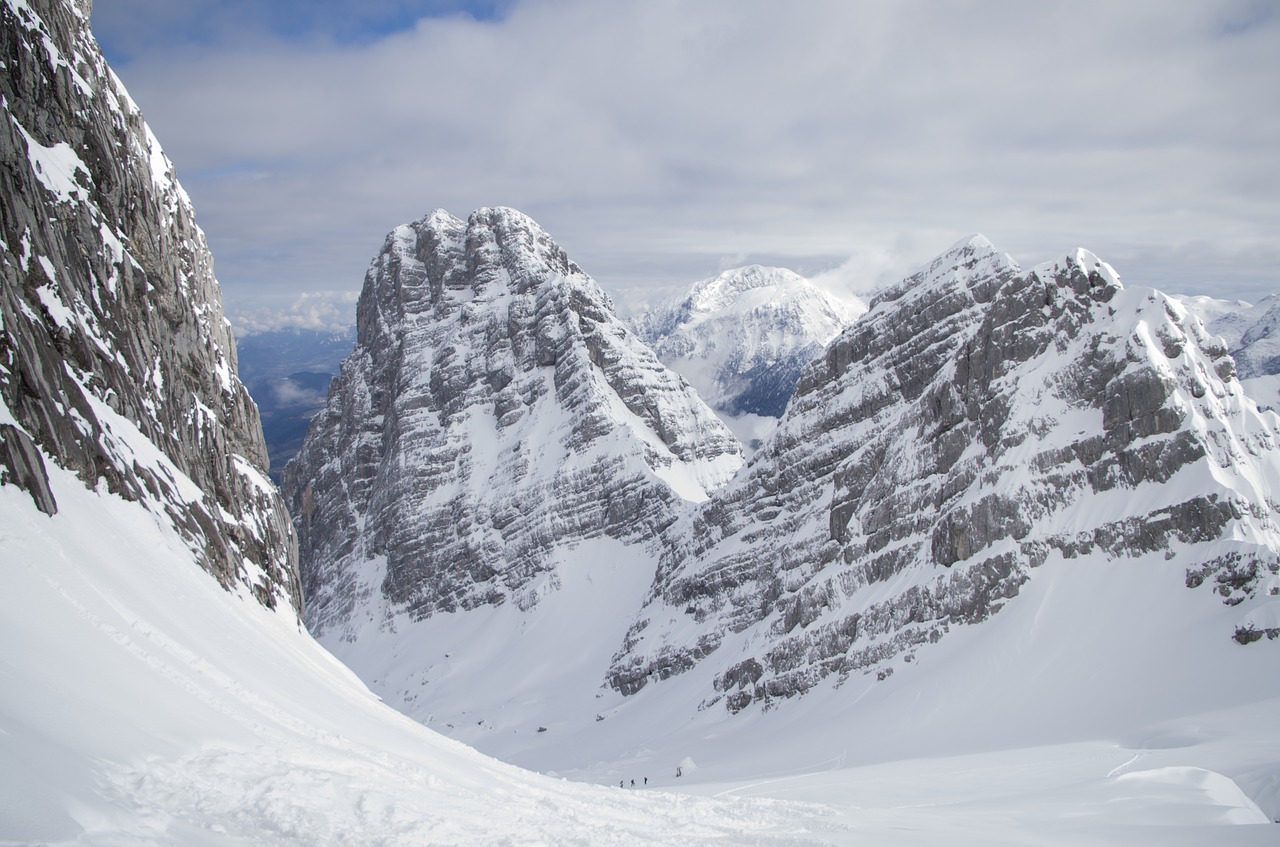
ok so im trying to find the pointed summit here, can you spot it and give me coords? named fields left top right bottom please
left=1033, top=247, right=1123, bottom=292
left=285, top=207, right=742, bottom=633
left=873, top=233, right=1019, bottom=308
left=634, top=265, right=865, bottom=448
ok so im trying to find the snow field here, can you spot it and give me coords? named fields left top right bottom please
left=7, top=431, right=1278, bottom=844
left=0, top=456, right=839, bottom=845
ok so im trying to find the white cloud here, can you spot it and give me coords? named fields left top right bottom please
left=270, top=377, right=328, bottom=406
left=229, top=291, right=360, bottom=335
left=809, top=244, right=916, bottom=303
left=100, top=0, right=1280, bottom=319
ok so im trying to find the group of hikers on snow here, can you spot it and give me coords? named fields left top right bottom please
left=619, top=766, right=685, bottom=787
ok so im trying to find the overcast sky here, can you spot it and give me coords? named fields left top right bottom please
left=90, top=0, right=1280, bottom=332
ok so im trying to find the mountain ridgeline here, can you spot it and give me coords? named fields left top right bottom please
left=282, top=208, right=743, bottom=633
left=288, top=215, right=1280, bottom=723
left=5, top=2, right=1278, bottom=838
left=609, top=237, right=1280, bottom=709
left=0, top=0, right=299, bottom=611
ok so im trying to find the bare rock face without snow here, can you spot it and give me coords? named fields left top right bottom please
left=0, top=0, right=299, bottom=611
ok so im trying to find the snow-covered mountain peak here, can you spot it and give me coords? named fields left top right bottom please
left=610, top=234, right=1280, bottom=714
left=422, top=207, right=463, bottom=231
left=369, top=206, right=591, bottom=315
left=685, top=264, right=809, bottom=314
left=1033, top=247, right=1123, bottom=291
left=287, top=206, right=742, bottom=632
left=946, top=232, right=998, bottom=254
left=633, top=265, right=864, bottom=448
left=875, top=232, right=1019, bottom=308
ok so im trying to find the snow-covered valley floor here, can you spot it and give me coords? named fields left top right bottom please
left=3, top=461, right=1278, bottom=845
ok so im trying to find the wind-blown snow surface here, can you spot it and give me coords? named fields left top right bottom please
left=5, top=450, right=1279, bottom=844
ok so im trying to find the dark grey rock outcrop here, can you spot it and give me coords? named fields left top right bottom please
left=0, top=0, right=299, bottom=611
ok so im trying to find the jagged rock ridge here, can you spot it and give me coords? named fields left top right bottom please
left=283, top=211, right=1279, bottom=730
left=608, top=236, right=1280, bottom=710
left=283, top=207, right=743, bottom=634
left=633, top=265, right=864, bottom=449
left=0, top=0, right=299, bottom=611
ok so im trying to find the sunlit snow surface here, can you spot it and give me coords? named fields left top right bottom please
left=3, top=458, right=1279, bottom=844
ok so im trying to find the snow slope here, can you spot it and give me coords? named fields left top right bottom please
left=0, top=446, right=840, bottom=845
left=4, top=448, right=1277, bottom=845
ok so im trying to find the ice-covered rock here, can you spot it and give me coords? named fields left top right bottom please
left=608, top=235, right=1280, bottom=710
left=0, top=0, right=299, bottom=611
left=283, top=207, right=743, bottom=634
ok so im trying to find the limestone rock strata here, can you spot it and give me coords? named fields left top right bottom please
left=0, top=0, right=299, bottom=611
left=283, top=208, right=743, bottom=633
left=609, top=236, right=1280, bottom=710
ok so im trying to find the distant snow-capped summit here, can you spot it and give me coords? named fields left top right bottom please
left=633, top=265, right=866, bottom=449
left=1180, top=293, right=1280, bottom=411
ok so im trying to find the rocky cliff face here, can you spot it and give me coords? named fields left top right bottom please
left=633, top=266, right=864, bottom=449
left=0, top=0, right=299, bottom=611
left=608, top=236, right=1280, bottom=709
left=283, top=208, right=742, bottom=634
left=286, top=213, right=1279, bottom=748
